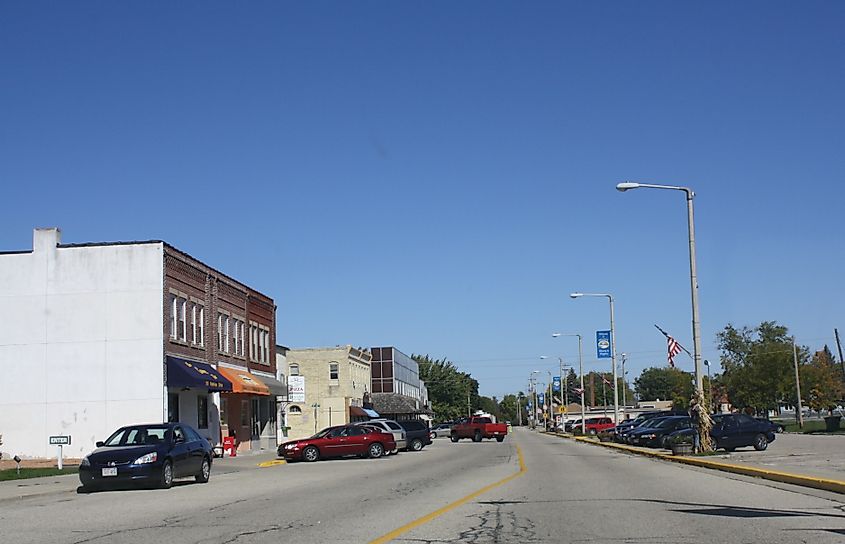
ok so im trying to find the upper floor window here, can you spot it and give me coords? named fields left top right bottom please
left=289, top=364, right=300, bottom=376
left=223, top=316, right=230, bottom=353
left=197, top=307, right=204, bottom=346
left=289, top=405, right=302, bottom=414
left=176, top=297, right=187, bottom=341
left=329, top=362, right=339, bottom=380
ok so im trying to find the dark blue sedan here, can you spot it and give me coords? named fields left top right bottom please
left=667, top=413, right=778, bottom=452
left=79, top=423, right=213, bottom=490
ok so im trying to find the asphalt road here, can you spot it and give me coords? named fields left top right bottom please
left=3, top=428, right=845, bottom=543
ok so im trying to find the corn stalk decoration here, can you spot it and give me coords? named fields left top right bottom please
left=692, top=388, right=713, bottom=452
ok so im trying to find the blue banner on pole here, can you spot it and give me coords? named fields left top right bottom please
left=552, top=376, right=561, bottom=392
left=538, top=393, right=545, bottom=405
left=596, top=330, right=611, bottom=359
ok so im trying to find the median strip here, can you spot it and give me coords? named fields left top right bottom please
left=368, top=445, right=527, bottom=544
left=545, top=432, right=845, bottom=495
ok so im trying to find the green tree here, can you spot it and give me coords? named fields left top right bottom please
left=634, top=367, right=694, bottom=409
left=413, top=354, right=479, bottom=421
left=498, top=393, right=522, bottom=424
left=717, top=321, right=808, bottom=414
left=802, top=346, right=844, bottom=414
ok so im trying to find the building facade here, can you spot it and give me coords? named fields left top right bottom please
left=0, top=228, right=279, bottom=459
left=284, top=346, right=373, bottom=440
left=369, top=346, right=432, bottom=421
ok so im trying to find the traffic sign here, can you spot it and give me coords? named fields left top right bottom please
left=49, top=435, right=70, bottom=445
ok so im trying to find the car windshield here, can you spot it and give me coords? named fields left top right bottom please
left=104, top=426, right=169, bottom=446
left=653, top=418, right=683, bottom=429
left=310, top=428, right=334, bottom=439
left=640, top=417, right=668, bottom=428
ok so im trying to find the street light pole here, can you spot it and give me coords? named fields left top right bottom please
left=570, top=293, right=620, bottom=424
left=617, top=182, right=704, bottom=394
left=553, top=333, right=587, bottom=434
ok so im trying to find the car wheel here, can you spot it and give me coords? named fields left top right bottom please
left=753, top=434, right=768, bottom=451
left=195, top=457, right=211, bottom=483
left=160, top=460, right=173, bottom=489
left=589, top=429, right=597, bottom=435
left=496, top=436, right=504, bottom=443
left=409, top=438, right=423, bottom=451
left=303, top=446, right=320, bottom=462
left=450, top=434, right=459, bottom=443
left=369, top=442, right=385, bottom=458
left=473, top=431, right=482, bottom=442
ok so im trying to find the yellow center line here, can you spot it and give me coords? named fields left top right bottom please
left=368, top=445, right=527, bottom=544
left=257, top=460, right=287, bottom=467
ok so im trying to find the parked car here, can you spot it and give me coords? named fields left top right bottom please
left=628, top=416, right=691, bottom=448
left=430, top=423, right=453, bottom=438
left=667, top=413, right=778, bottom=451
left=397, top=420, right=432, bottom=451
left=612, top=411, right=668, bottom=442
left=621, top=416, right=673, bottom=444
left=278, top=424, right=396, bottom=462
left=756, top=417, right=785, bottom=433
left=78, top=422, right=213, bottom=491
left=564, top=419, right=582, bottom=432
left=584, top=417, right=615, bottom=435
left=354, top=419, right=406, bottom=452
left=450, top=416, right=508, bottom=442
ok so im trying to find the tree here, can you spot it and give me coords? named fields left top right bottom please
left=802, top=346, right=844, bottom=414
left=634, top=366, right=694, bottom=408
left=498, top=393, right=522, bottom=424
left=717, top=321, right=808, bottom=414
left=413, top=354, right=479, bottom=421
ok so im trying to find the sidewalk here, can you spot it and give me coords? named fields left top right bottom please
left=546, top=430, right=845, bottom=494
left=0, top=449, right=281, bottom=503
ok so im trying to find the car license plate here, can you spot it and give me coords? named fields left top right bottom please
left=101, top=467, right=117, bottom=477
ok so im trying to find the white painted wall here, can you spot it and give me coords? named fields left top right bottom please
left=0, top=229, right=165, bottom=459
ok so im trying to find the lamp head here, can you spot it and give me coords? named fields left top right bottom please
left=569, top=292, right=583, bottom=299
left=551, top=333, right=561, bottom=338
left=539, top=356, right=548, bottom=360
left=616, top=182, right=640, bottom=192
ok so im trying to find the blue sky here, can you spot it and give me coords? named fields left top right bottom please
left=2, top=2, right=844, bottom=398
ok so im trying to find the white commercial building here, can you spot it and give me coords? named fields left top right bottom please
left=0, top=228, right=279, bottom=459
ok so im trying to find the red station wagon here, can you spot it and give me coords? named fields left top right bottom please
left=584, top=417, right=615, bottom=435
left=277, top=425, right=397, bottom=462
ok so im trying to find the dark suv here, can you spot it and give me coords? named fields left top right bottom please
left=397, top=420, right=432, bottom=451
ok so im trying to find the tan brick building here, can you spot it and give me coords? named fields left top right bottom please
left=284, top=346, right=373, bottom=440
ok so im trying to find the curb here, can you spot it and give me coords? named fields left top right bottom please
left=543, top=431, right=845, bottom=495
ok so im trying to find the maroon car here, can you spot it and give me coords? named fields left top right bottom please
left=278, top=424, right=396, bottom=462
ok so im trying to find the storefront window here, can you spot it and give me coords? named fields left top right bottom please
left=220, top=397, right=228, bottom=426
left=197, top=396, right=208, bottom=429
left=241, top=399, right=249, bottom=427
left=168, top=393, right=179, bottom=423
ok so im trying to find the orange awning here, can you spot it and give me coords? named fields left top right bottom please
left=216, top=366, right=271, bottom=395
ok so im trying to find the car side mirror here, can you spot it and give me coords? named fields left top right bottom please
left=176, top=436, right=185, bottom=443
left=96, top=441, right=104, bottom=447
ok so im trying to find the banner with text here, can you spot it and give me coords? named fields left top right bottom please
left=596, top=330, right=611, bottom=359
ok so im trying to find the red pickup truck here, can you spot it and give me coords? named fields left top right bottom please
left=584, top=417, right=615, bottom=435
left=450, top=417, right=508, bottom=442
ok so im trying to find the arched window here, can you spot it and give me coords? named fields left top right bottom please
left=289, top=405, right=302, bottom=414
left=289, top=363, right=300, bottom=376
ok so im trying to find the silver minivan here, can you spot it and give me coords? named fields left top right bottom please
left=355, top=419, right=406, bottom=453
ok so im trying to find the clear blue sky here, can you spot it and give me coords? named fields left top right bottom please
left=2, top=2, right=844, bottom=398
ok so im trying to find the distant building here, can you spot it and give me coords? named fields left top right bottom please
left=369, top=346, right=433, bottom=421
left=284, top=346, right=374, bottom=440
left=0, top=228, right=281, bottom=459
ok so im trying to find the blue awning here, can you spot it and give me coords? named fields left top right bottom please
left=166, top=356, right=232, bottom=392
left=363, top=408, right=380, bottom=418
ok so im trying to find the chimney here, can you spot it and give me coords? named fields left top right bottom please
left=33, top=227, right=61, bottom=252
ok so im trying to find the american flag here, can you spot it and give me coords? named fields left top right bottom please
left=667, top=335, right=682, bottom=368
left=573, top=387, right=584, bottom=395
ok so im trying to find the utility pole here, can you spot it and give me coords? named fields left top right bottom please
left=835, top=328, right=845, bottom=381
left=793, top=337, right=804, bottom=429
left=620, top=353, right=627, bottom=409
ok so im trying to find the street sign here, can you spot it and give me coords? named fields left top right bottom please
left=596, top=330, right=611, bottom=359
left=552, top=376, right=561, bottom=392
left=538, top=393, right=545, bottom=405
left=49, top=435, right=70, bottom=445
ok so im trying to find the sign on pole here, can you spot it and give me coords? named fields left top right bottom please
left=596, top=330, right=611, bottom=359
left=552, top=376, right=561, bottom=392
left=49, top=435, right=71, bottom=445
left=538, top=392, right=545, bottom=406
